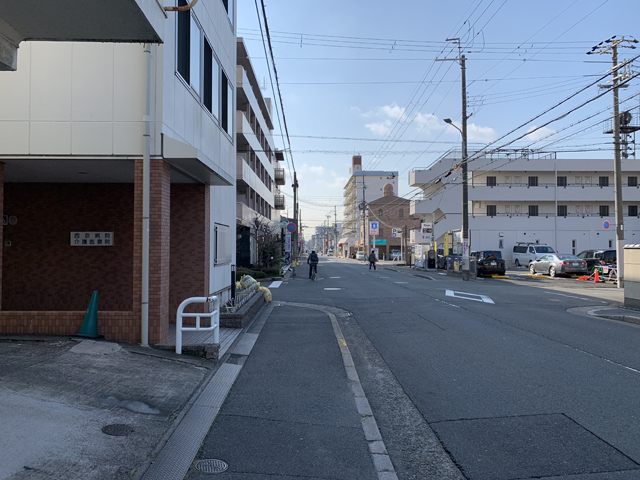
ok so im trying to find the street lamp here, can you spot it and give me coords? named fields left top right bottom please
left=444, top=118, right=470, bottom=281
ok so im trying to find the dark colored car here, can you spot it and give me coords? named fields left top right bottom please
left=529, top=254, right=588, bottom=277
left=576, top=249, right=616, bottom=272
left=472, top=250, right=506, bottom=276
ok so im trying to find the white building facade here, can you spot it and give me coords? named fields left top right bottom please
left=235, top=38, right=285, bottom=267
left=0, top=0, right=238, bottom=345
left=341, top=155, right=398, bottom=256
left=410, top=150, right=640, bottom=262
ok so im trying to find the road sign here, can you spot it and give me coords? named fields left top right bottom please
left=280, top=220, right=288, bottom=228
left=370, top=221, right=379, bottom=235
left=392, top=228, right=402, bottom=237
left=286, top=222, right=296, bottom=233
left=603, top=220, right=610, bottom=230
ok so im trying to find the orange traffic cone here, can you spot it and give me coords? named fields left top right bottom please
left=593, top=269, right=600, bottom=283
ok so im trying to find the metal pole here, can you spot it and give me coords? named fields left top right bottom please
left=293, top=171, right=298, bottom=260
left=461, top=55, right=470, bottom=281
left=141, top=43, right=152, bottom=346
left=612, top=44, right=625, bottom=287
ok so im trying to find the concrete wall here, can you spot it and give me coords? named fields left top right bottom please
left=625, top=246, right=640, bottom=310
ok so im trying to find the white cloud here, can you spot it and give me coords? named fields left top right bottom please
left=467, top=123, right=499, bottom=142
left=361, top=102, right=407, bottom=136
left=327, top=177, right=348, bottom=188
left=414, top=113, right=440, bottom=134
left=365, top=119, right=393, bottom=136
left=360, top=102, right=498, bottom=142
left=526, top=126, right=556, bottom=142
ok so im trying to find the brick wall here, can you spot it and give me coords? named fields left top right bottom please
left=147, top=160, right=171, bottom=344
left=170, top=184, right=210, bottom=323
left=2, top=183, right=134, bottom=311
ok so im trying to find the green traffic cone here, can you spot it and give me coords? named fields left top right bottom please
left=75, top=291, right=104, bottom=339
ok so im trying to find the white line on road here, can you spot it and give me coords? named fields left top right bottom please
left=394, top=282, right=408, bottom=284
left=446, top=290, right=495, bottom=304
left=438, top=273, right=447, bottom=276
left=324, top=288, right=342, bottom=291
left=269, top=281, right=282, bottom=289
left=550, top=293, right=587, bottom=300
left=330, top=277, right=341, bottom=279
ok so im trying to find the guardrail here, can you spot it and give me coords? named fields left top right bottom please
left=176, top=295, right=219, bottom=355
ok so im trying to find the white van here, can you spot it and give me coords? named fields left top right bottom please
left=512, top=243, right=556, bottom=267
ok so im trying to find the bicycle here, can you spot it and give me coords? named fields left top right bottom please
left=310, top=264, right=317, bottom=281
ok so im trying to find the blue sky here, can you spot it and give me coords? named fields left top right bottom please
left=237, top=0, right=640, bottom=228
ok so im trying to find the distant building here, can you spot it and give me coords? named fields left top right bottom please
left=235, top=38, right=285, bottom=267
left=341, top=155, right=398, bottom=256
left=367, top=184, right=420, bottom=260
left=410, top=149, right=640, bottom=260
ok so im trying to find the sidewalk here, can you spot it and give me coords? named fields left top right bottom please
left=185, top=303, right=383, bottom=479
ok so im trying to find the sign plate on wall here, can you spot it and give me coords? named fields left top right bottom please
left=370, top=221, right=379, bottom=235
left=71, top=232, right=114, bottom=246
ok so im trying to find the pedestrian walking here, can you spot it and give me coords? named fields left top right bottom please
left=368, top=251, right=377, bottom=271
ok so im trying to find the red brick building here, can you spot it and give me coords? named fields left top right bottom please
left=367, top=184, right=421, bottom=260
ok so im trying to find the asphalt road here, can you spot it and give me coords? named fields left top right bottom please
left=273, top=257, right=640, bottom=480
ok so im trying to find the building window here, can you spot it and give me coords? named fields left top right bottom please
left=203, top=39, right=213, bottom=112
left=214, top=224, right=232, bottom=265
left=221, top=70, right=233, bottom=135
left=629, top=176, right=638, bottom=187
left=558, top=205, right=567, bottom=217
left=528, top=176, right=538, bottom=187
left=528, top=205, right=539, bottom=217
left=487, top=176, right=497, bottom=186
left=599, top=205, right=609, bottom=217
left=487, top=205, right=497, bottom=217
left=222, top=0, right=234, bottom=25
left=557, top=176, right=567, bottom=187
left=189, top=16, right=202, bottom=95
left=176, top=0, right=190, bottom=83
left=399, top=209, right=404, bottom=217
left=599, top=176, right=609, bottom=187
left=629, top=205, right=638, bottom=217
left=379, top=228, right=384, bottom=236
left=379, top=209, right=383, bottom=217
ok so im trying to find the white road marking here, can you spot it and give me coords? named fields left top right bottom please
left=324, top=288, right=342, bottom=291
left=438, top=273, right=447, bottom=276
left=394, top=282, right=408, bottom=284
left=445, top=290, right=495, bottom=304
left=550, top=293, right=588, bottom=301
left=269, top=281, right=282, bottom=288
left=330, top=277, right=341, bottom=279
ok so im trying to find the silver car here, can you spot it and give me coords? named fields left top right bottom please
left=529, top=254, right=588, bottom=277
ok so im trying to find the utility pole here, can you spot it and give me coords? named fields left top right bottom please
left=293, top=171, right=299, bottom=263
left=438, top=38, right=470, bottom=280
left=588, top=36, right=639, bottom=288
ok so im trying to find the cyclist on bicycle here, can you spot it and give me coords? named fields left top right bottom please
left=308, top=250, right=319, bottom=278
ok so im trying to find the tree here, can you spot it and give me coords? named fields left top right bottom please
left=251, top=216, right=283, bottom=268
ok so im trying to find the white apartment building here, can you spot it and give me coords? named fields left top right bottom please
left=341, top=155, right=398, bottom=256
left=235, top=38, right=285, bottom=267
left=410, top=150, right=640, bottom=261
left=0, top=0, right=238, bottom=345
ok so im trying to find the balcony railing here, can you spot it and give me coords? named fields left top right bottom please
left=274, top=194, right=285, bottom=210
left=275, top=167, right=285, bottom=186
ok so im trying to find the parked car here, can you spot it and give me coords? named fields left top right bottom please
left=576, top=249, right=617, bottom=272
left=356, top=251, right=365, bottom=261
left=472, top=250, right=506, bottom=276
left=512, top=243, right=556, bottom=267
left=529, top=254, right=588, bottom=277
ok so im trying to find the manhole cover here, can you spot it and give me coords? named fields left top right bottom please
left=194, top=459, right=229, bottom=474
left=102, top=424, right=134, bottom=436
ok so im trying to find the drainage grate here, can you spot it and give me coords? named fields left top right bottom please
left=102, top=424, right=134, bottom=436
left=194, top=459, right=229, bottom=474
